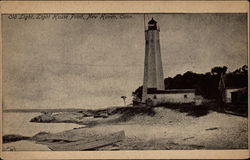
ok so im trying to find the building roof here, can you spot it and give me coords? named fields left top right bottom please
left=230, top=87, right=247, bottom=93
left=226, top=87, right=247, bottom=90
left=148, top=18, right=157, bottom=24
left=147, top=88, right=195, bottom=94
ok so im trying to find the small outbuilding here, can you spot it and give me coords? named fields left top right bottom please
left=226, top=87, right=247, bottom=104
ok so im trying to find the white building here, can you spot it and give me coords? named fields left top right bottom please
left=146, top=89, right=196, bottom=106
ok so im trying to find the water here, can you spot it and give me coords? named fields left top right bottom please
left=3, top=112, right=83, bottom=136
left=3, top=112, right=83, bottom=151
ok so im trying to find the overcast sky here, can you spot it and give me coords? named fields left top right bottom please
left=2, top=13, right=247, bottom=109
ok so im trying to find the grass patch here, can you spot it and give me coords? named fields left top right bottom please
left=110, top=106, right=156, bottom=122
left=161, top=103, right=211, bottom=117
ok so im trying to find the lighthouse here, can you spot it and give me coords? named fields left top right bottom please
left=142, top=18, right=165, bottom=103
left=140, top=18, right=196, bottom=106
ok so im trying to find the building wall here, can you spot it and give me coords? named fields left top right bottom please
left=146, top=92, right=195, bottom=106
left=225, top=88, right=246, bottom=103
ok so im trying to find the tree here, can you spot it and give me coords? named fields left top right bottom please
left=132, top=65, right=247, bottom=104
left=132, top=86, right=142, bottom=105
left=242, top=65, right=248, bottom=72
left=225, top=65, right=248, bottom=88
left=211, top=66, right=227, bottom=75
left=121, top=96, right=127, bottom=106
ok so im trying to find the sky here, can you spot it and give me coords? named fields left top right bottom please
left=2, top=13, right=247, bottom=109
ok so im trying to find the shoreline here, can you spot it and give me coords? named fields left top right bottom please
left=3, top=105, right=248, bottom=151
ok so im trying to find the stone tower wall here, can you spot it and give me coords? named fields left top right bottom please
left=142, top=29, right=165, bottom=102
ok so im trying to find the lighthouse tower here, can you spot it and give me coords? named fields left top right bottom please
left=142, top=18, right=165, bottom=103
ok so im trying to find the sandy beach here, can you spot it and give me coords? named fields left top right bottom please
left=3, top=106, right=247, bottom=151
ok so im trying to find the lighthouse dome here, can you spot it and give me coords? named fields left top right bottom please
left=148, top=18, right=157, bottom=30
